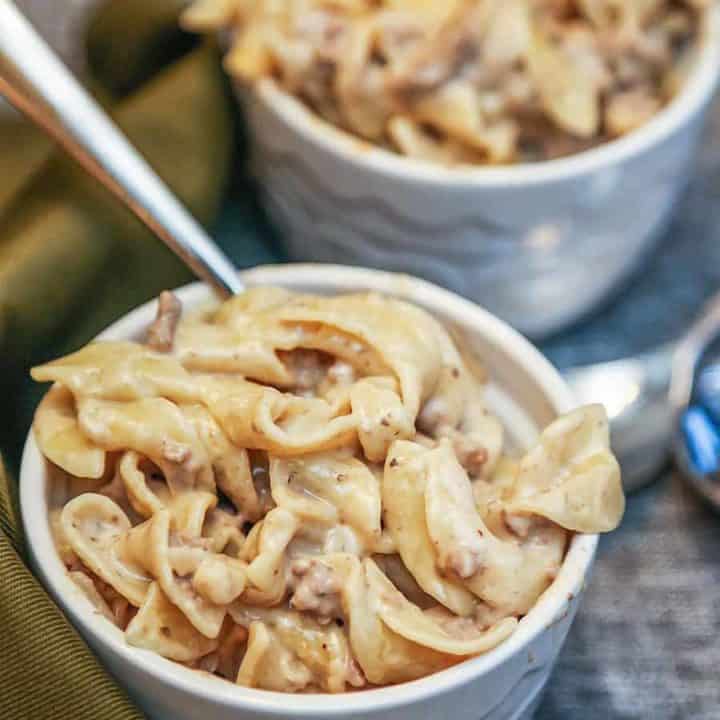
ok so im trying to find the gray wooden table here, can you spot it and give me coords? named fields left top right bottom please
left=12, top=1, right=720, bottom=717
left=534, top=99, right=720, bottom=720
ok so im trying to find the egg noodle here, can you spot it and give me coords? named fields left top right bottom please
left=181, top=0, right=707, bottom=165
left=32, top=288, right=624, bottom=693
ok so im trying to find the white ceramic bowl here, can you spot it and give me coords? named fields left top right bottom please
left=21, top=264, right=593, bottom=720
left=240, top=6, right=720, bottom=338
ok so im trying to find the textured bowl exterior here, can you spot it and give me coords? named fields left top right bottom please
left=21, top=265, right=594, bottom=720
left=241, top=8, right=720, bottom=338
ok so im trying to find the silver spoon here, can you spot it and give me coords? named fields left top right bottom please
left=0, top=0, right=241, bottom=298
left=565, top=345, right=674, bottom=493
left=567, top=292, right=720, bottom=493
left=0, top=0, right=711, bottom=495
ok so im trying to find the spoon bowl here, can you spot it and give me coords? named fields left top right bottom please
left=566, top=347, right=673, bottom=493
left=569, top=291, right=720, bottom=498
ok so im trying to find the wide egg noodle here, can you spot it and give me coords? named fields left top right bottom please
left=118, top=451, right=220, bottom=542
left=60, top=494, right=150, bottom=606
left=411, top=80, right=517, bottom=164
left=460, top=391, right=504, bottom=479
left=422, top=441, right=488, bottom=577
left=118, top=451, right=169, bottom=518
left=506, top=404, right=625, bottom=533
left=271, top=292, right=444, bottom=420
left=32, top=291, right=458, bottom=465
left=239, top=508, right=299, bottom=606
left=387, top=115, right=474, bottom=165
left=423, top=442, right=565, bottom=615
left=527, top=30, right=600, bottom=138
left=34, top=384, right=106, bottom=480
left=174, top=321, right=294, bottom=384
left=202, top=507, right=246, bottom=556
left=119, top=407, right=260, bottom=524
left=337, top=554, right=512, bottom=686
left=191, top=290, right=445, bottom=421
left=350, top=377, right=415, bottom=463
left=126, top=581, right=219, bottom=662
left=334, top=18, right=388, bottom=140
left=50, top=505, right=79, bottom=567
left=120, top=507, right=226, bottom=639
left=269, top=611, right=355, bottom=693
left=180, top=404, right=261, bottom=520
left=329, top=554, right=451, bottom=685
left=235, top=621, right=275, bottom=689
left=467, top=523, right=567, bottom=617
left=269, top=451, right=382, bottom=544
left=168, top=491, right=218, bottom=538
left=383, top=440, right=476, bottom=616
left=235, top=621, right=312, bottom=692
left=192, top=554, right=248, bottom=606
left=417, top=364, right=467, bottom=436
left=199, top=376, right=358, bottom=457
left=365, top=559, right=517, bottom=655
left=472, top=455, right=519, bottom=535
left=229, top=605, right=356, bottom=693
left=175, top=287, right=387, bottom=384
left=76, top=396, right=215, bottom=496
left=30, top=341, right=198, bottom=403
left=415, top=323, right=503, bottom=479
left=268, top=457, right=337, bottom=526
left=371, top=553, right=436, bottom=609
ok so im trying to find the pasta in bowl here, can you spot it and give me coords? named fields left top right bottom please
left=24, top=265, right=623, bottom=710
left=183, top=0, right=708, bottom=166
left=174, top=3, right=720, bottom=338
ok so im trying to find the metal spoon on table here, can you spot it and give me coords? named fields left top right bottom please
left=567, top=293, right=720, bottom=494
left=0, top=0, right=714, bottom=498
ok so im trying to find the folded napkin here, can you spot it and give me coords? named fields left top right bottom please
left=0, top=1, right=237, bottom=716
left=1, top=461, right=143, bottom=720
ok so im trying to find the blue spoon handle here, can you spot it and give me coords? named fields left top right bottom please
left=681, top=406, right=720, bottom=476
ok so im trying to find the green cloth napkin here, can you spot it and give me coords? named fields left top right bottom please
left=0, top=0, right=236, bottom=464
left=0, top=1, right=238, bottom=717
left=1, top=460, right=143, bottom=720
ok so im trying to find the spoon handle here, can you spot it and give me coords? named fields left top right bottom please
left=0, top=0, right=241, bottom=298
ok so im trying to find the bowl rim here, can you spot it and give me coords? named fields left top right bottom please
left=20, top=264, right=597, bottom=716
left=251, top=3, right=720, bottom=188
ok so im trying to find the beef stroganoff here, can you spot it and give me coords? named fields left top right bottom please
left=182, top=0, right=708, bottom=165
left=32, top=288, right=624, bottom=693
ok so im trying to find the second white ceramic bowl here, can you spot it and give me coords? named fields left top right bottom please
left=240, top=6, right=720, bottom=338
left=22, top=265, right=592, bottom=720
